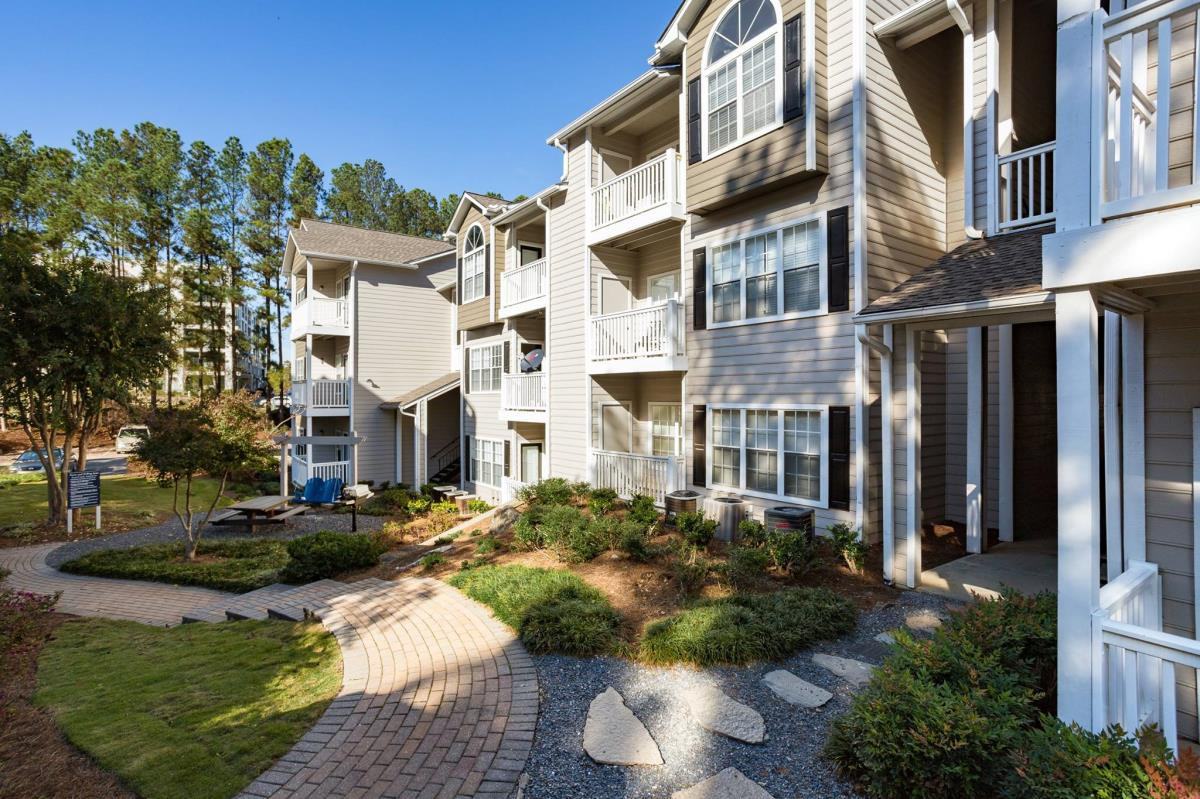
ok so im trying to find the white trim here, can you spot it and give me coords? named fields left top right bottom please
left=1103, top=309, right=1124, bottom=581
left=855, top=290, right=1055, bottom=326
left=648, top=401, right=684, bottom=457
left=704, top=212, right=827, bottom=329
left=881, top=325, right=895, bottom=584
left=466, top=342, right=503, bottom=394
left=1192, top=409, right=1200, bottom=648
left=705, top=402, right=830, bottom=509
left=699, top=0, right=786, bottom=161
left=985, top=0, right=999, bottom=235
left=460, top=223, right=487, bottom=304
left=905, top=326, right=922, bottom=589
left=966, top=326, right=986, bottom=554
left=1122, top=314, right=1146, bottom=565
left=470, top=435, right=506, bottom=489
left=644, top=270, right=681, bottom=302
left=998, top=324, right=1014, bottom=543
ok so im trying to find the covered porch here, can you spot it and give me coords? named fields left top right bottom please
left=382, top=372, right=461, bottom=489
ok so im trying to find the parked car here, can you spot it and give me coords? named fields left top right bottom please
left=115, top=425, right=150, bottom=454
left=8, top=448, right=66, bottom=474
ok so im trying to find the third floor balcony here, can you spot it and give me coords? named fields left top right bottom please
left=588, top=298, right=686, bottom=375
left=588, top=149, right=685, bottom=247
left=499, top=257, right=548, bottom=318
left=292, top=296, right=349, bottom=339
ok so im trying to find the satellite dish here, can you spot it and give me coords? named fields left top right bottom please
left=520, top=348, right=544, bottom=372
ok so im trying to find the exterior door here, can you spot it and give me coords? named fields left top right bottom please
left=519, top=244, right=543, bottom=266
left=601, top=402, right=633, bottom=453
left=650, top=403, right=682, bottom=456
left=520, top=443, right=542, bottom=483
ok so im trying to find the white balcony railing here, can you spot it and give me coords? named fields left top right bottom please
left=591, top=451, right=685, bottom=506
left=592, top=149, right=683, bottom=231
left=996, top=142, right=1055, bottom=231
left=1099, top=0, right=1200, bottom=219
left=1092, top=559, right=1195, bottom=751
left=590, top=299, right=684, bottom=365
left=500, top=258, right=548, bottom=313
left=291, top=457, right=351, bottom=487
left=502, top=372, right=547, bottom=412
left=293, top=297, right=348, bottom=335
left=291, top=378, right=350, bottom=410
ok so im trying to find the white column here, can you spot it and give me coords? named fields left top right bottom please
left=905, top=326, right=923, bottom=589
left=881, top=325, right=895, bottom=584
left=394, top=409, right=403, bottom=486
left=1056, top=288, right=1102, bottom=729
left=1122, top=314, right=1146, bottom=565
left=1055, top=6, right=1099, bottom=230
left=1103, top=309, right=1123, bottom=581
left=999, top=324, right=1014, bottom=542
left=966, top=326, right=988, bottom=554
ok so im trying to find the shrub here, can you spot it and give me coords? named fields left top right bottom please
left=737, top=518, right=767, bottom=547
left=676, top=511, right=716, bottom=549
left=1000, top=717, right=1152, bottom=799
left=360, top=487, right=414, bottom=517
left=62, top=539, right=288, bottom=593
left=432, top=531, right=460, bottom=545
left=628, top=494, right=660, bottom=526
left=562, top=519, right=608, bottom=563
left=670, top=544, right=712, bottom=597
left=431, top=500, right=458, bottom=514
left=518, top=477, right=577, bottom=507
left=617, top=521, right=652, bottom=561
left=587, top=487, right=619, bottom=516
left=475, top=535, right=500, bottom=555
left=724, top=545, right=770, bottom=590
left=406, top=496, right=432, bottom=515
left=765, top=527, right=819, bottom=576
left=513, top=511, right=545, bottom=550
left=467, top=498, right=491, bottom=514
left=829, top=522, right=867, bottom=575
left=280, top=531, right=385, bottom=583
left=540, top=504, right=588, bottom=544
left=448, top=565, right=620, bottom=656
left=419, top=552, right=446, bottom=571
left=419, top=483, right=436, bottom=496
left=640, top=587, right=855, bottom=666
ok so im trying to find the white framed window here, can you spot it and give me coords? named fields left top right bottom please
left=707, top=215, right=824, bottom=327
left=472, top=437, right=504, bottom=488
left=649, top=403, right=682, bottom=456
left=708, top=404, right=828, bottom=506
left=702, top=0, right=783, bottom=159
left=461, top=224, right=486, bottom=303
left=468, top=343, right=502, bottom=393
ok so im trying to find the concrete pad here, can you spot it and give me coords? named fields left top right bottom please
left=761, top=670, right=833, bottom=708
left=919, top=538, right=1056, bottom=602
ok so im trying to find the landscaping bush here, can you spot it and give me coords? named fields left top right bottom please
left=587, top=487, right=619, bottom=516
left=280, top=531, right=384, bottom=583
left=518, top=477, right=577, bottom=507
left=62, top=539, right=289, bottom=593
left=640, top=587, right=855, bottom=666
left=1000, top=717, right=1155, bottom=799
left=628, top=494, right=660, bottom=526
left=448, top=565, right=620, bottom=656
left=724, top=545, right=770, bottom=590
left=419, top=552, right=446, bottom=571
left=670, top=545, right=712, bottom=597
left=512, top=510, right=545, bottom=550
left=562, top=519, right=608, bottom=563
left=737, top=518, right=768, bottom=547
left=475, top=535, right=500, bottom=555
left=359, top=486, right=414, bottom=517
left=676, top=511, right=716, bottom=549
left=431, top=500, right=458, bottom=514
left=467, top=499, right=492, bottom=514
left=406, top=496, right=432, bottom=515
left=829, top=522, right=867, bottom=574
left=765, top=527, right=819, bottom=576
left=617, top=521, right=652, bottom=561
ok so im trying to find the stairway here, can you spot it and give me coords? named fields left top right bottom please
left=181, top=577, right=394, bottom=625
left=429, top=458, right=460, bottom=486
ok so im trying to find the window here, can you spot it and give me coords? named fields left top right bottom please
left=647, top=272, right=680, bottom=303
left=704, top=0, right=781, bottom=157
left=461, top=224, right=486, bottom=303
left=650, top=404, right=682, bottom=456
left=472, top=438, right=504, bottom=488
left=709, top=406, right=826, bottom=504
left=468, top=344, right=502, bottom=393
left=708, top=217, right=823, bottom=326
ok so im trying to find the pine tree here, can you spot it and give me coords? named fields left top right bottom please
left=72, top=128, right=138, bottom=275
left=289, top=153, right=324, bottom=226
left=217, top=137, right=248, bottom=389
left=181, top=140, right=227, bottom=398
left=245, top=138, right=293, bottom=398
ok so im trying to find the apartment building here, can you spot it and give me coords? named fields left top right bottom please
left=284, top=219, right=460, bottom=489
left=167, top=302, right=265, bottom=394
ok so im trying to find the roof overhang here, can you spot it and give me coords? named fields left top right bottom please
left=652, top=0, right=701, bottom=65
left=855, top=291, right=1055, bottom=327
left=444, top=193, right=490, bottom=238
left=406, top=248, right=456, bottom=267
left=546, top=67, right=680, bottom=145
left=875, top=0, right=972, bottom=50
left=492, top=183, right=567, bottom=226
left=381, top=374, right=461, bottom=410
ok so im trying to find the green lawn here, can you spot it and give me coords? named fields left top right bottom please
left=60, top=539, right=290, bottom=593
left=0, top=474, right=229, bottom=531
left=35, top=618, right=342, bottom=799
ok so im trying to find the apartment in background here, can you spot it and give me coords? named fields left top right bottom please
left=284, top=219, right=460, bottom=489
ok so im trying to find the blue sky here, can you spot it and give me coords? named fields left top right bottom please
left=2, top=0, right=673, bottom=200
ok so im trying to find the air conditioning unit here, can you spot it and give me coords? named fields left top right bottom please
left=763, top=506, right=815, bottom=542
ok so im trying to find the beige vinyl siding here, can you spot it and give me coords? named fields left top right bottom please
left=683, top=0, right=824, bottom=213
left=457, top=205, right=496, bottom=331
left=548, top=141, right=590, bottom=481
left=462, top=325, right=508, bottom=503
left=939, top=327, right=1001, bottom=531
left=592, top=375, right=683, bottom=454
left=353, top=257, right=455, bottom=485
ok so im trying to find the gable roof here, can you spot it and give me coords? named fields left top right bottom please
left=445, top=192, right=516, bottom=237
left=380, top=371, right=461, bottom=410
left=856, top=226, right=1052, bottom=323
left=287, top=219, right=452, bottom=268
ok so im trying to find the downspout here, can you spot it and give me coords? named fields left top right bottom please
left=949, top=0, right=985, bottom=239
left=858, top=330, right=895, bottom=585
left=399, top=405, right=418, bottom=484
left=551, top=138, right=569, bottom=183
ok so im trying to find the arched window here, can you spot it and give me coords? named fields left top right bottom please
left=703, top=0, right=781, bottom=156
left=461, top=224, right=486, bottom=303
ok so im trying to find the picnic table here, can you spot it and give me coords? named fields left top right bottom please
left=209, top=495, right=307, bottom=534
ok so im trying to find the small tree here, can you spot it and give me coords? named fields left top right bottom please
left=137, top=392, right=274, bottom=560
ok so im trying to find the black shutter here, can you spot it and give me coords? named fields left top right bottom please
left=829, top=406, right=851, bottom=511
left=456, top=257, right=463, bottom=305
left=464, top=347, right=471, bottom=394
left=503, top=341, right=511, bottom=374
left=692, top=248, right=707, bottom=331
left=484, top=243, right=491, bottom=298
left=687, top=78, right=702, bottom=165
left=827, top=206, right=850, bottom=312
left=504, top=441, right=511, bottom=477
left=464, top=435, right=472, bottom=483
left=783, top=14, right=805, bottom=123
left=692, top=405, right=707, bottom=488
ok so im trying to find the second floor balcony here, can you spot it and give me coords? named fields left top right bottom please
left=500, top=372, right=547, bottom=422
left=588, top=298, right=686, bottom=375
left=292, top=296, right=349, bottom=339
left=499, top=257, right=548, bottom=318
left=997, top=141, right=1056, bottom=232
left=588, top=149, right=685, bottom=247
left=291, top=378, right=351, bottom=416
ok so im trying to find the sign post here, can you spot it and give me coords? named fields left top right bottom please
left=67, top=470, right=102, bottom=535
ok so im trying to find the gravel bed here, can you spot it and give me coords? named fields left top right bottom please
left=522, top=590, right=961, bottom=799
left=45, top=510, right=383, bottom=569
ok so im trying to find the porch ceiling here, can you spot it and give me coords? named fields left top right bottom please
left=856, top=226, right=1052, bottom=325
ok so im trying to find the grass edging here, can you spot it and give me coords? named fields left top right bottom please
left=59, top=539, right=289, bottom=593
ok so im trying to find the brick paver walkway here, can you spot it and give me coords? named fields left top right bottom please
left=0, top=543, right=232, bottom=626
left=238, top=578, right=538, bottom=799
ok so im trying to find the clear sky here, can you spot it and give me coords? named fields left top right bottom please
left=2, top=0, right=674, bottom=200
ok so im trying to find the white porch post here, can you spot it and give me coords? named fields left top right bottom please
left=998, top=325, right=1014, bottom=542
left=1121, top=314, right=1146, bottom=566
left=905, top=326, right=923, bottom=589
left=966, top=326, right=988, bottom=554
left=882, top=324, right=895, bottom=584
left=1056, top=288, right=1103, bottom=728
left=394, top=409, right=403, bottom=486
left=1103, top=309, right=1123, bottom=581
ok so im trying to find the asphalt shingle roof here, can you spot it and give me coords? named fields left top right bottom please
left=858, top=226, right=1050, bottom=318
left=463, top=192, right=514, bottom=212
left=381, top=372, right=461, bottom=410
left=291, top=219, right=452, bottom=267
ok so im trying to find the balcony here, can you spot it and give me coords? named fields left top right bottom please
left=499, top=258, right=548, bottom=318
left=500, top=372, right=547, bottom=422
left=292, top=297, right=349, bottom=339
left=996, top=142, right=1055, bottom=232
left=590, top=451, right=685, bottom=506
left=291, top=378, right=350, bottom=416
left=588, top=299, right=686, bottom=374
left=1098, top=0, right=1200, bottom=220
left=588, top=149, right=685, bottom=247
left=291, top=453, right=351, bottom=487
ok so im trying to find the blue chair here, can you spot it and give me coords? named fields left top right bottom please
left=318, top=478, right=344, bottom=504
left=293, top=477, right=325, bottom=504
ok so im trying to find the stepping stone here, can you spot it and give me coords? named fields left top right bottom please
left=874, top=631, right=896, bottom=645
left=812, top=654, right=876, bottom=688
left=681, top=684, right=765, bottom=743
left=583, top=687, right=663, bottom=765
left=905, top=609, right=947, bottom=632
left=672, top=767, right=776, bottom=799
left=761, top=670, right=833, bottom=709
